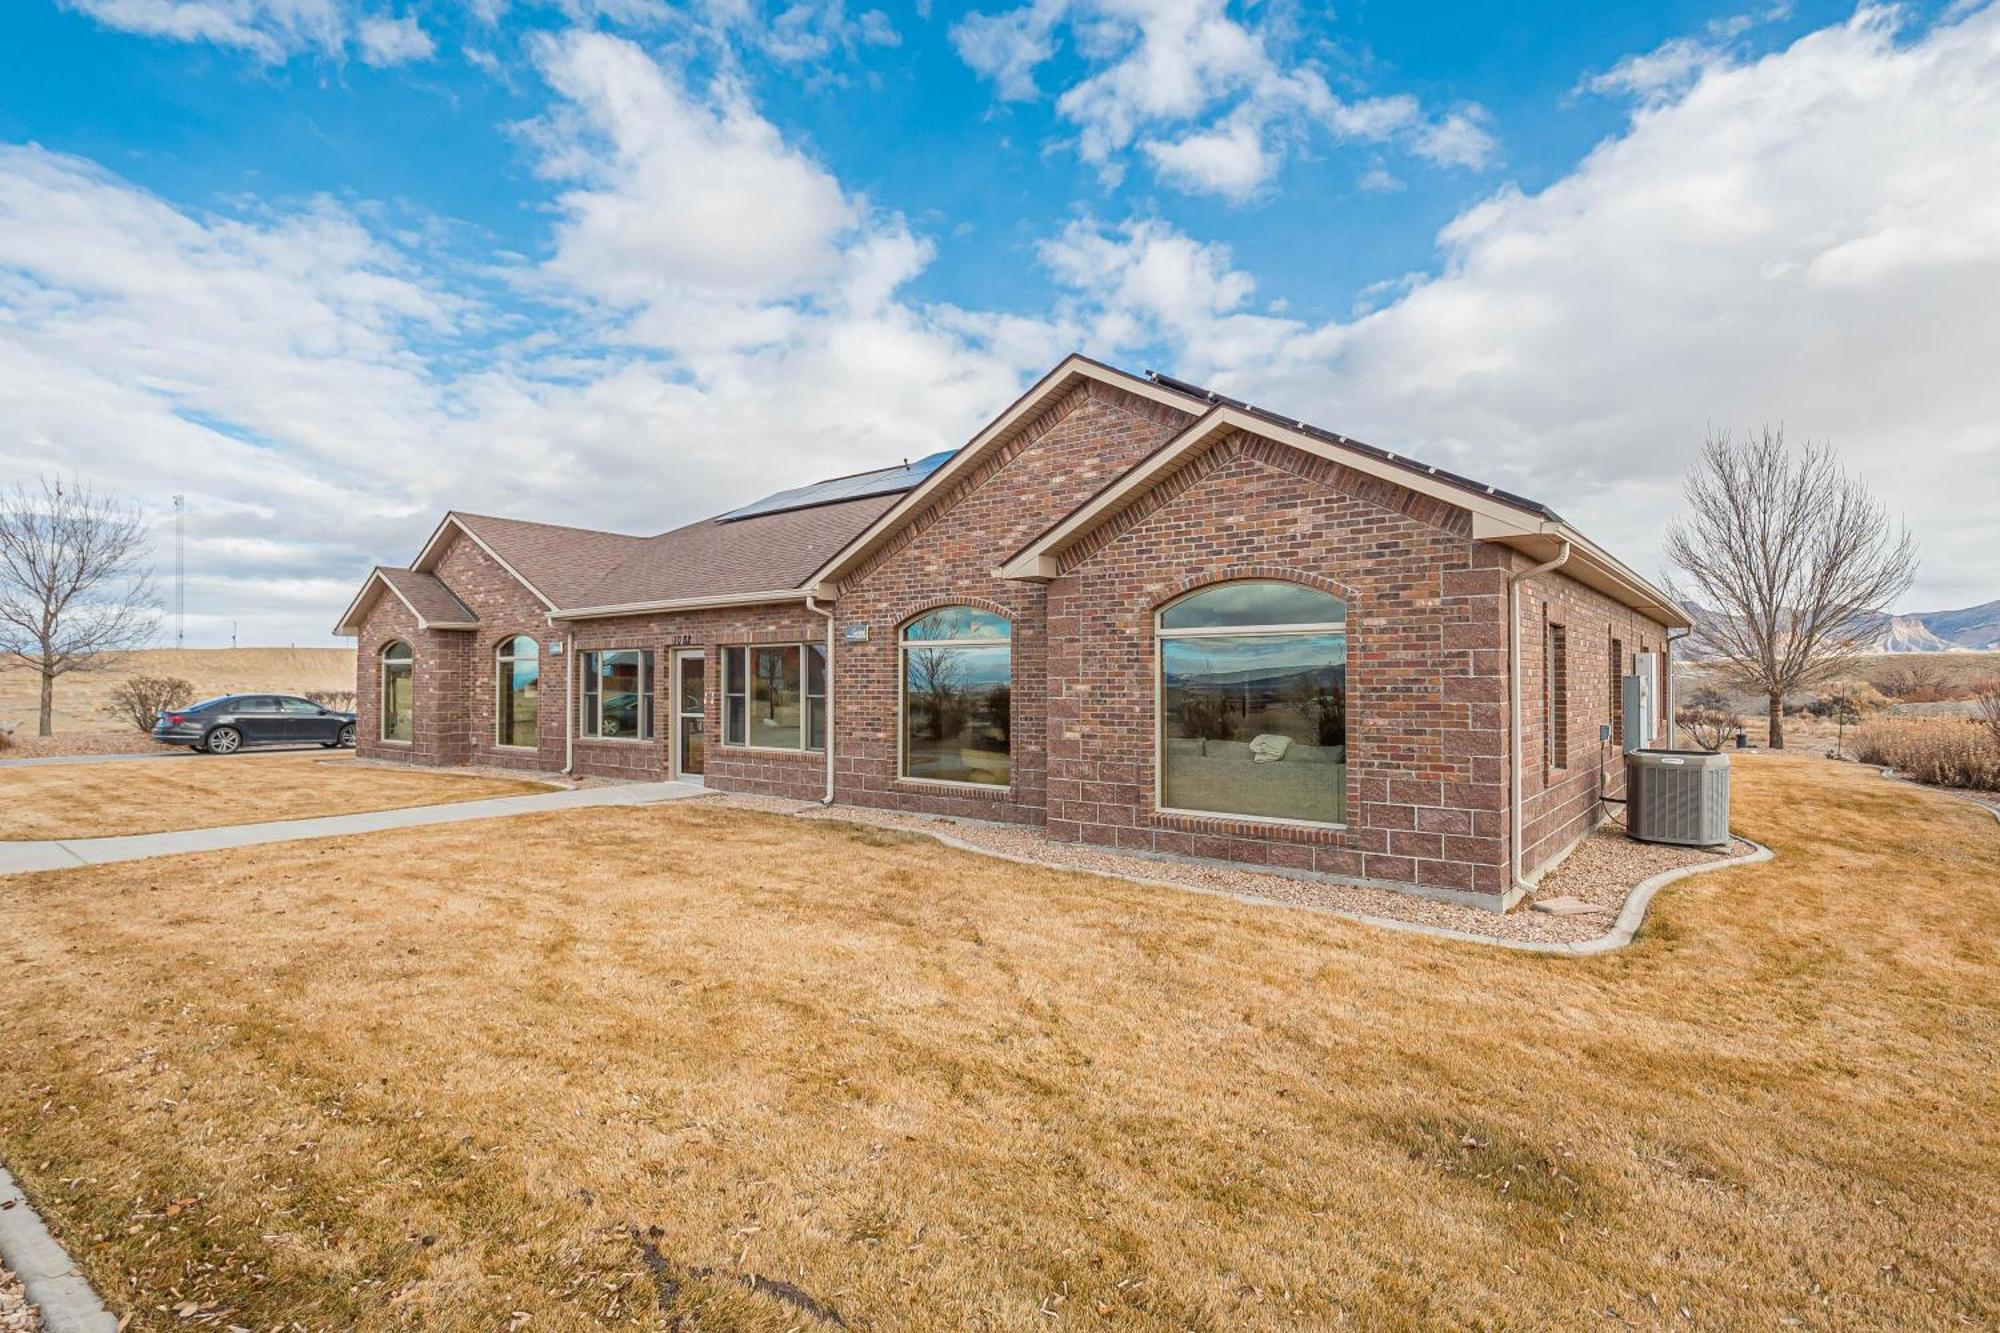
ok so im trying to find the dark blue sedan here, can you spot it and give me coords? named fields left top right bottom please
left=151, top=694, right=356, bottom=754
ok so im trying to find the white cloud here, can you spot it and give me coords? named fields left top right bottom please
left=0, top=34, right=1067, bottom=646
left=950, top=0, right=1067, bottom=98
left=66, top=0, right=440, bottom=64
left=356, top=13, right=434, bottom=65
left=62, top=0, right=349, bottom=60
left=1042, top=4, right=2000, bottom=609
left=952, top=0, right=1497, bottom=199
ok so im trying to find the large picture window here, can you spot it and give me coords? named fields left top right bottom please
left=900, top=607, right=1011, bottom=786
left=582, top=649, right=653, bottom=740
left=1158, top=581, right=1347, bottom=825
left=496, top=635, right=539, bottom=748
left=722, top=645, right=826, bottom=750
left=380, top=640, right=413, bottom=743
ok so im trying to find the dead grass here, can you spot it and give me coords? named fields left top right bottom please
left=0, top=754, right=549, bottom=840
left=0, top=755, right=1995, bottom=1330
left=0, top=648, right=354, bottom=737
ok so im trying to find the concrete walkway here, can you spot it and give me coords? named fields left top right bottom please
left=0, top=781, right=709, bottom=877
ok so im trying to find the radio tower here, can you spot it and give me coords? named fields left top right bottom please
left=173, top=495, right=186, bottom=649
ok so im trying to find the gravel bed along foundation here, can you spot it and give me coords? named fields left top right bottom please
left=703, top=795, right=1752, bottom=946
left=0, top=1262, right=40, bottom=1333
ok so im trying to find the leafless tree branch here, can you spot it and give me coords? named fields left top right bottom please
left=1664, top=428, right=1917, bottom=748
left=0, top=476, right=160, bottom=736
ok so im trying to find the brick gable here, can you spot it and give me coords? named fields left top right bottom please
left=1045, top=438, right=1512, bottom=896
left=829, top=380, right=1191, bottom=823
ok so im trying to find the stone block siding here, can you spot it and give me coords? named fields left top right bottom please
left=1513, top=553, right=1673, bottom=878
left=1048, top=432, right=1515, bottom=898
left=828, top=380, right=1193, bottom=824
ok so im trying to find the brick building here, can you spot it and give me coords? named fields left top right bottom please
left=335, top=356, right=1686, bottom=909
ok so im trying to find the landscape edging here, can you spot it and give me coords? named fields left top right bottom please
left=762, top=799, right=1773, bottom=956
left=0, top=1165, right=117, bottom=1333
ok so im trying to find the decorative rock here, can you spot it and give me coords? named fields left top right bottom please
left=1530, top=895, right=1607, bottom=916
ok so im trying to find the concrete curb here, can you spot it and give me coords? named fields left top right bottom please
left=763, top=803, right=1774, bottom=956
left=0, top=1166, right=117, bottom=1333
left=0, top=780, right=708, bottom=877
left=1875, top=766, right=2000, bottom=826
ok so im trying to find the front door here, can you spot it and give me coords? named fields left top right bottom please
left=672, top=650, right=706, bottom=783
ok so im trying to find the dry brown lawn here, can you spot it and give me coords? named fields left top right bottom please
left=0, top=647, right=355, bottom=738
left=1, top=755, right=1995, bottom=1330
left=0, top=754, right=548, bottom=841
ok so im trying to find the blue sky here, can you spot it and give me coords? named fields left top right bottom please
left=1, top=0, right=1996, bottom=644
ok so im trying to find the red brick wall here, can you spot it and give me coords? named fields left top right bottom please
left=434, top=533, right=567, bottom=773
left=1512, top=556, right=1674, bottom=878
left=1046, top=432, right=1515, bottom=898
left=350, top=533, right=835, bottom=799
left=566, top=605, right=831, bottom=797
left=828, top=380, right=1194, bottom=823
left=353, top=592, right=471, bottom=768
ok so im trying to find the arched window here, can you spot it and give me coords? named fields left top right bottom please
left=380, top=640, right=414, bottom=743
left=901, top=607, right=1011, bottom=786
left=1157, top=581, right=1347, bottom=825
left=496, top=635, right=539, bottom=748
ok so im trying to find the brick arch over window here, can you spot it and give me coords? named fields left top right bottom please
left=890, top=595, right=1016, bottom=631
left=1147, top=566, right=1357, bottom=615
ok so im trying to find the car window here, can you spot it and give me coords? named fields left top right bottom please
left=236, top=696, right=281, bottom=714
left=278, top=698, right=323, bottom=715
left=188, top=696, right=232, bottom=712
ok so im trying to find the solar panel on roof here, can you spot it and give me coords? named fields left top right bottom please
left=717, top=449, right=957, bottom=522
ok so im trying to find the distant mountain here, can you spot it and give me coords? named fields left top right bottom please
left=1856, top=600, right=2000, bottom=653
left=1682, top=598, right=2000, bottom=656
left=1867, top=614, right=1958, bottom=654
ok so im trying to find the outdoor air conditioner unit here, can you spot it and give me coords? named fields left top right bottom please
left=1626, top=749, right=1731, bottom=848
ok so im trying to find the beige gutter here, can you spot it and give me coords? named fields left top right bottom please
left=549, top=588, right=809, bottom=621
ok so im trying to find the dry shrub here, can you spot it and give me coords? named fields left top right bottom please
left=304, top=689, right=357, bottom=711
left=103, top=674, right=196, bottom=732
left=1851, top=717, right=2000, bottom=790
left=1976, top=678, right=2000, bottom=751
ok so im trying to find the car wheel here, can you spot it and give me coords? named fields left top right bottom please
left=204, top=726, right=242, bottom=755
left=326, top=723, right=355, bottom=748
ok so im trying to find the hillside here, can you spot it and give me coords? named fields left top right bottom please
left=0, top=648, right=356, bottom=737
left=1686, top=598, right=2000, bottom=655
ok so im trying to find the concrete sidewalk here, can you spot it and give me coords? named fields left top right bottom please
left=0, top=781, right=709, bottom=876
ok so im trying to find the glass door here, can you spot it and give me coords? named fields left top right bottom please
left=673, top=650, right=706, bottom=783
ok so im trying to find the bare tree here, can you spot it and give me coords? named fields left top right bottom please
left=0, top=477, right=159, bottom=736
left=1665, top=429, right=1916, bottom=749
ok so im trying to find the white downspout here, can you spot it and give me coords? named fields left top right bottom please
left=1666, top=626, right=1691, bottom=748
left=561, top=629, right=575, bottom=776
left=805, top=591, right=836, bottom=805
left=1507, top=540, right=1572, bottom=893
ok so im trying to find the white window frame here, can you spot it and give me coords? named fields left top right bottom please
left=495, top=635, right=539, bottom=750
left=380, top=640, right=414, bottom=745
left=1153, top=585, right=1348, bottom=829
left=580, top=648, right=654, bottom=742
left=721, top=644, right=826, bottom=752
left=897, top=609, right=1013, bottom=790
